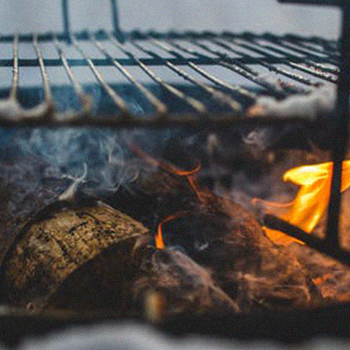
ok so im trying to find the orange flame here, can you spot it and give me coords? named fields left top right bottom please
left=253, top=160, right=350, bottom=245
left=155, top=225, right=165, bottom=250
left=155, top=211, right=191, bottom=249
left=128, top=142, right=203, bottom=249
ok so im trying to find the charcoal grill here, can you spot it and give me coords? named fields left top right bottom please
left=1, top=0, right=350, bottom=347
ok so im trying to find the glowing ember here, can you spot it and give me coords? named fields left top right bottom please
left=253, top=160, right=350, bottom=245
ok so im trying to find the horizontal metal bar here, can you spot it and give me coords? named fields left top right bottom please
left=0, top=112, right=319, bottom=127
left=0, top=30, right=340, bottom=45
left=0, top=55, right=318, bottom=68
left=264, top=214, right=350, bottom=266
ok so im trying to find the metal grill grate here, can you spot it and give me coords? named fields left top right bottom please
left=0, top=30, right=339, bottom=126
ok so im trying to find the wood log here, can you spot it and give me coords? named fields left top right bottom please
left=0, top=201, right=149, bottom=313
left=159, top=191, right=322, bottom=312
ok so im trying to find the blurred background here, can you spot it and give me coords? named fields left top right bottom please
left=0, top=0, right=341, bottom=38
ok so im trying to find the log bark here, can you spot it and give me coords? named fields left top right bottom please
left=0, top=201, right=149, bottom=313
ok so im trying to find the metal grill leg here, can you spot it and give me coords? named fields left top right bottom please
left=326, top=3, right=350, bottom=251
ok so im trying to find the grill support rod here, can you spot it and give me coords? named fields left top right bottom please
left=110, top=0, right=125, bottom=42
left=279, top=0, right=350, bottom=253
left=61, top=0, right=124, bottom=42
left=62, top=0, right=70, bottom=41
left=326, top=3, right=350, bottom=251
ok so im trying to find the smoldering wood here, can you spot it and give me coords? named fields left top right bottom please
left=156, top=190, right=322, bottom=312
left=0, top=152, right=70, bottom=267
left=0, top=144, right=322, bottom=318
left=101, top=157, right=200, bottom=228
left=2, top=135, right=350, bottom=347
left=103, top=148, right=322, bottom=312
left=0, top=150, right=239, bottom=317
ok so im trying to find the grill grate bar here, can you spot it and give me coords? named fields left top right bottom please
left=70, top=34, right=130, bottom=117
left=150, top=38, right=256, bottom=103
left=9, top=35, right=19, bottom=100
left=108, top=34, right=207, bottom=115
left=32, top=35, right=54, bottom=109
left=252, top=34, right=340, bottom=77
left=266, top=34, right=340, bottom=66
left=53, top=37, right=92, bottom=115
left=168, top=37, right=290, bottom=98
left=192, top=38, right=306, bottom=93
left=133, top=38, right=243, bottom=113
left=0, top=31, right=340, bottom=125
left=91, top=32, right=167, bottom=116
left=210, top=37, right=313, bottom=89
left=226, top=36, right=338, bottom=83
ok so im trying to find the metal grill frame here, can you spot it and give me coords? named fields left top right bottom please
left=274, top=0, right=350, bottom=265
left=0, top=32, right=339, bottom=125
left=0, top=0, right=349, bottom=265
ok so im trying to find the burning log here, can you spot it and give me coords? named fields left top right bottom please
left=253, top=160, right=350, bottom=245
left=115, top=145, right=322, bottom=312
left=157, top=191, right=322, bottom=312
left=0, top=136, right=323, bottom=318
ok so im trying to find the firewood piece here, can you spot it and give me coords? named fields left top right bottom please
left=109, top=152, right=322, bottom=312
left=161, top=192, right=322, bottom=312
left=133, top=247, right=240, bottom=321
left=0, top=201, right=149, bottom=313
left=104, top=157, right=199, bottom=228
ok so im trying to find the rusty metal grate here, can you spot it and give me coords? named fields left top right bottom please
left=0, top=29, right=339, bottom=126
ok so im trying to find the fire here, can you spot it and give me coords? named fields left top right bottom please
left=155, top=211, right=191, bottom=249
left=253, top=160, right=350, bottom=245
left=128, top=141, right=203, bottom=250
left=155, top=225, right=165, bottom=250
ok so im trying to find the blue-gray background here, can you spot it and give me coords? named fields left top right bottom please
left=0, top=0, right=340, bottom=39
